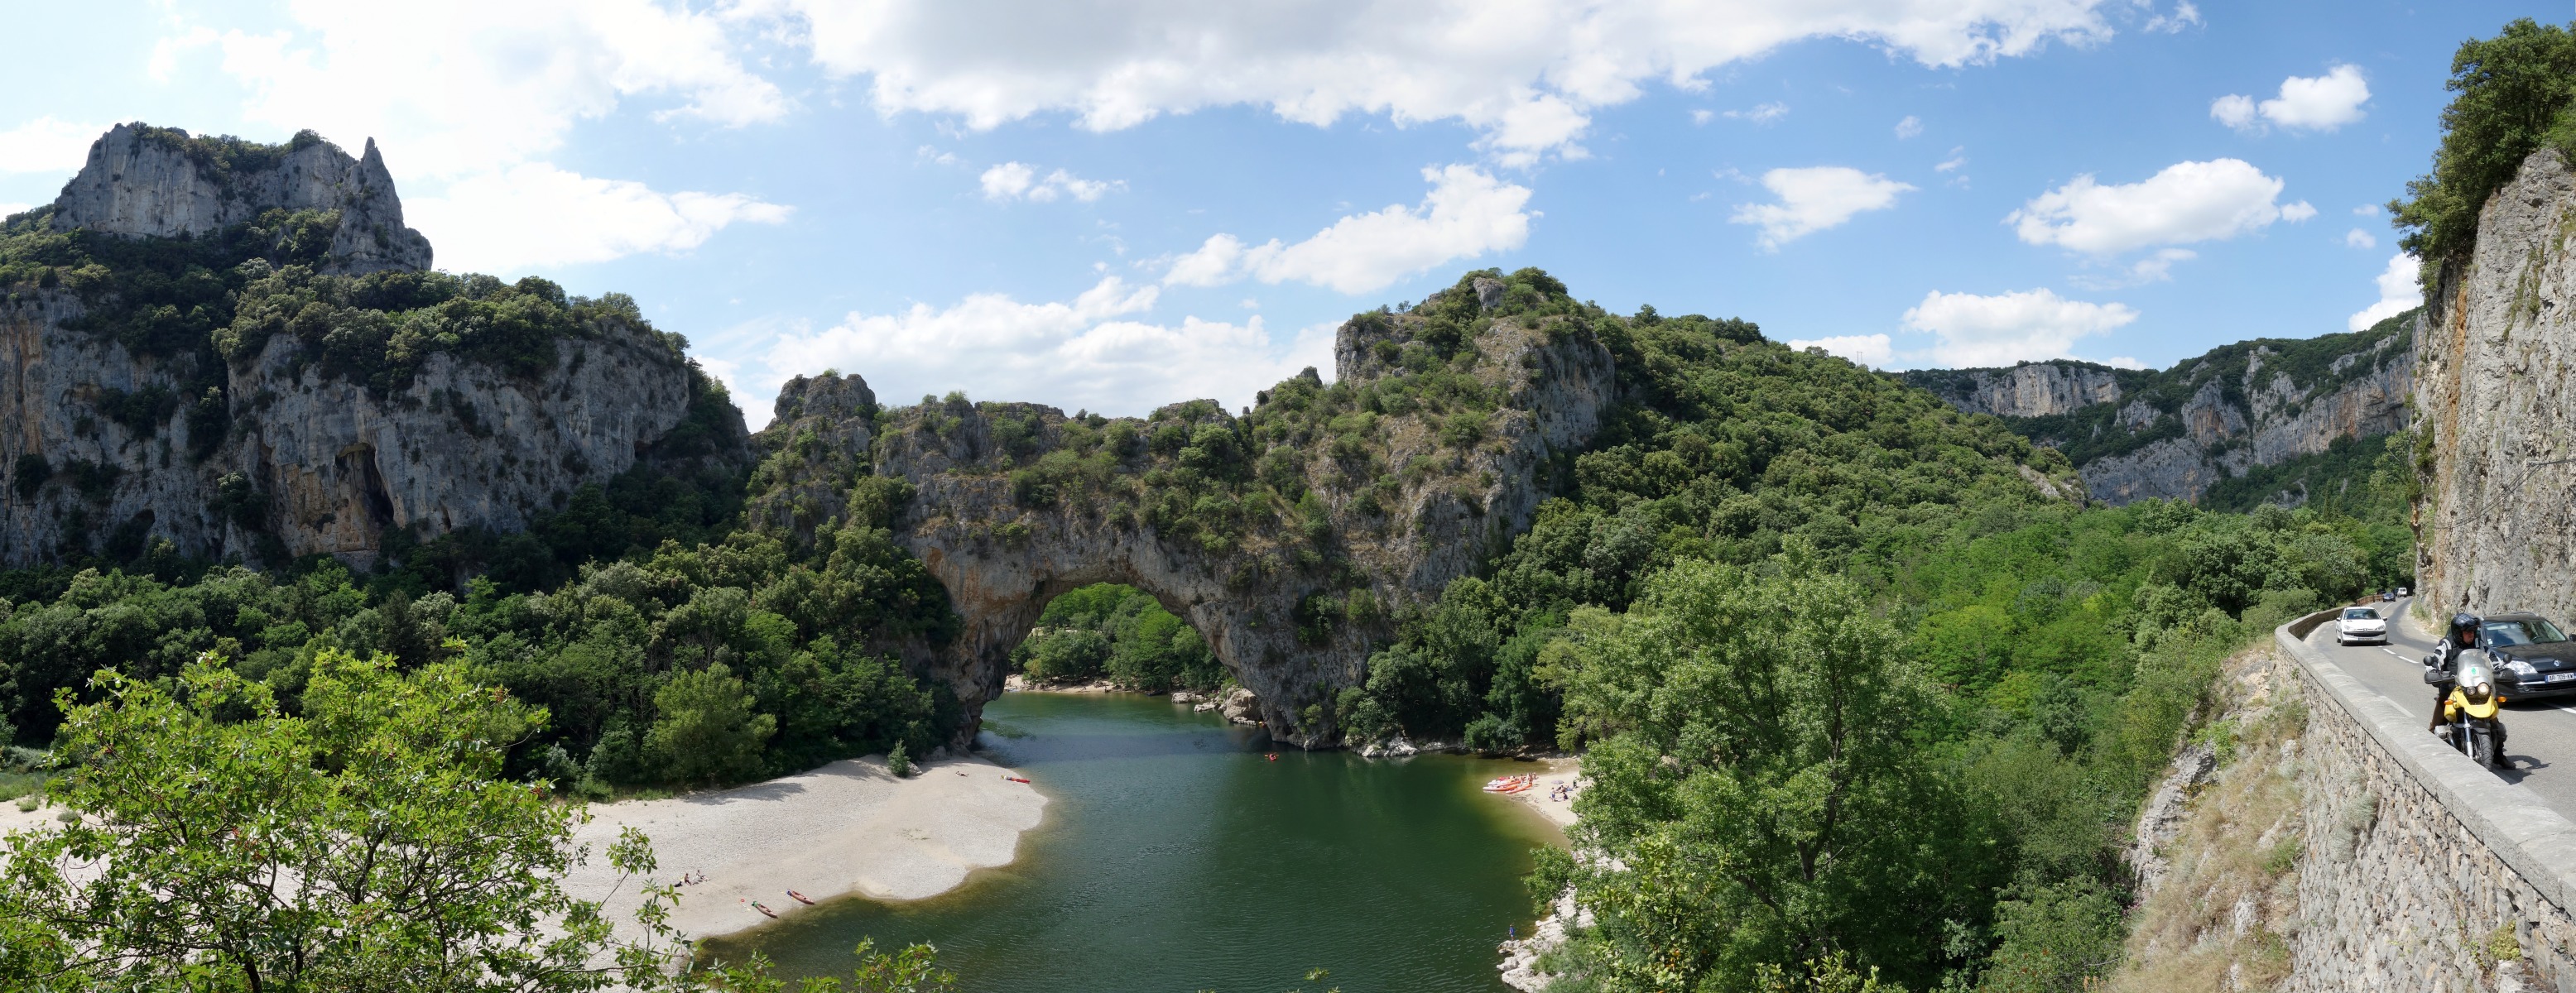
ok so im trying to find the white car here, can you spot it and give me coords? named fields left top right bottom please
left=2338, top=606, right=2388, bottom=645
left=2398, top=587, right=2410, bottom=597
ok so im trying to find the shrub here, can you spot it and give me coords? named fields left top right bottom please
left=2392, top=19, right=2576, bottom=271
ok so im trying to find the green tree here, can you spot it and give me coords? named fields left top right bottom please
left=2391, top=18, right=2576, bottom=269
left=0, top=650, right=690, bottom=991
left=1542, top=555, right=1984, bottom=990
left=646, top=663, right=776, bottom=785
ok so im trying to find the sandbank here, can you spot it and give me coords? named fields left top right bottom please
left=1500, top=756, right=1584, bottom=831
left=563, top=753, right=1047, bottom=941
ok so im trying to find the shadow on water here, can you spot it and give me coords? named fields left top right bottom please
left=699, top=693, right=1558, bottom=992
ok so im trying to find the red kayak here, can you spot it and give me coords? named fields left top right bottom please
left=747, top=900, right=777, bottom=919
left=788, top=890, right=815, bottom=905
left=1004, top=775, right=1031, bottom=784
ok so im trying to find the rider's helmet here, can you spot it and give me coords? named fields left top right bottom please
left=2453, top=612, right=2482, bottom=647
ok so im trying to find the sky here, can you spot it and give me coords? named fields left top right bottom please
left=0, top=1, right=2556, bottom=427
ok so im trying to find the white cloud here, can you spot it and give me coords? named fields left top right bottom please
left=2141, top=1, right=2199, bottom=32
left=746, top=276, right=1336, bottom=421
left=191, top=0, right=786, bottom=180
left=2348, top=252, right=2422, bottom=331
left=1724, top=102, right=1790, bottom=124
left=0, top=203, right=31, bottom=218
left=2351, top=204, right=2379, bottom=217
left=1895, top=115, right=1923, bottom=139
left=1162, top=164, right=1531, bottom=294
left=1690, top=108, right=1714, bottom=125
left=980, top=161, right=1122, bottom=202
left=2280, top=200, right=2316, bottom=222
left=2009, top=158, right=2295, bottom=254
left=155, top=1, right=796, bottom=271
left=767, top=0, right=2145, bottom=162
left=2212, top=64, right=2369, bottom=134
left=2101, top=355, right=2148, bottom=369
left=2131, top=247, right=2196, bottom=281
left=0, top=117, right=103, bottom=175
left=2344, top=228, right=2377, bottom=249
left=1936, top=151, right=1968, bottom=172
left=1788, top=333, right=1894, bottom=367
left=407, top=162, right=791, bottom=271
left=1730, top=166, right=1914, bottom=250
left=1901, top=288, right=2139, bottom=367
left=2208, top=93, right=2256, bottom=130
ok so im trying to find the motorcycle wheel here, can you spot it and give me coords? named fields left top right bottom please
left=2472, top=727, right=2499, bottom=769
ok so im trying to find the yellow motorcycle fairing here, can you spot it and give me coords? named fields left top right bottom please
left=2445, top=691, right=2502, bottom=721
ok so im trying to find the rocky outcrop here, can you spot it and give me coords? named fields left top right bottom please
left=51, top=123, right=431, bottom=274
left=751, top=290, right=1619, bottom=746
left=1905, top=321, right=2415, bottom=506
left=0, top=126, right=728, bottom=568
left=1910, top=362, right=2126, bottom=418
left=2416, top=147, right=2576, bottom=624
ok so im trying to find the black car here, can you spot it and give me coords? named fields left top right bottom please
left=2477, top=612, right=2576, bottom=699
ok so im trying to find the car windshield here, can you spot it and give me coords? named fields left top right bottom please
left=2343, top=608, right=2379, bottom=620
left=2484, top=620, right=2570, bottom=645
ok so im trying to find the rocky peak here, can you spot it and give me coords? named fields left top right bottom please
left=771, top=370, right=879, bottom=425
left=49, top=122, right=431, bottom=274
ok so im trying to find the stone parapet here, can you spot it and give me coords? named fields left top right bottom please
left=2273, top=612, right=2576, bottom=991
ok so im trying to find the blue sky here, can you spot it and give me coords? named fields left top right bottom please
left=0, top=1, right=2555, bottom=425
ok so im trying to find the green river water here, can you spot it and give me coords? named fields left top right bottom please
left=700, top=692, right=1562, bottom=992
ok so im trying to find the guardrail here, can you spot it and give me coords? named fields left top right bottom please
left=2273, top=615, right=2576, bottom=914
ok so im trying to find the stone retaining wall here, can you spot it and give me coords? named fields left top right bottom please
left=2274, top=612, right=2576, bottom=991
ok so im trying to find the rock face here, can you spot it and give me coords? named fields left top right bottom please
left=0, top=127, right=723, bottom=568
left=1911, top=362, right=2124, bottom=418
left=2415, top=147, right=2576, bottom=623
left=751, top=292, right=1618, bottom=746
left=1904, top=323, right=2415, bottom=506
left=51, top=123, right=431, bottom=274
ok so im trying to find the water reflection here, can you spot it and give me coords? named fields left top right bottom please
left=701, top=693, right=1556, bottom=992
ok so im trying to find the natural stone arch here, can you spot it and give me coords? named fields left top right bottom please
left=751, top=276, right=1618, bottom=746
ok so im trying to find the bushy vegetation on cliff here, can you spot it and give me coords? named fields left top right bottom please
left=2391, top=17, right=2576, bottom=273
left=0, top=149, right=693, bottom=404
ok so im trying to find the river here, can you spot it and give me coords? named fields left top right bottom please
left=699, top=691, right=1563, bottom=991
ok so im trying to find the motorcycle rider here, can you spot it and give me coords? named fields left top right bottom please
left=2430, top=612, right=2482, bottom=734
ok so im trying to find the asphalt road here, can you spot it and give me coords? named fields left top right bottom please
left=2307, top=597, right=2576, bottom=824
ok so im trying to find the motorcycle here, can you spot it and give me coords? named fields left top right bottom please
left=2425, top=657, right=2511, bottom=770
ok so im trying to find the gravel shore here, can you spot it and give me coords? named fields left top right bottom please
left=565, top=752, right=1049, bottom=941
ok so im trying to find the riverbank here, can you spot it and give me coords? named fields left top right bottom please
left=1498, top=756, right=1584, bottom=992
left=1500, top=756, right=1582, bottom=832
left=563, top=752, right=1048, bottom=941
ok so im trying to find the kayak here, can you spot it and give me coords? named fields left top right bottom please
left=1483, top=775, right=1536, bottom=793
left=787, top=890, right=815, bottom=905
left=1004, top=775, right=1031, bottom=784
left=750, top=900, right=777, bottom=919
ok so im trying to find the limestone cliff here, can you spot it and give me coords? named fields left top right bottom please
left=51, top=123, right=431, bottom=275
left=1909, top=361, right=2126, bottom=419
left=2415, top=147, right=2576, bottom=623
left=1903, top=319, right=2415, bottom=506
left=0, top=124, right=738, bottom=569
left=747, top=277, right=1617, bottom=746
